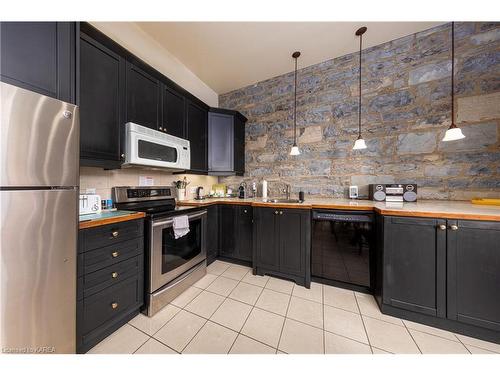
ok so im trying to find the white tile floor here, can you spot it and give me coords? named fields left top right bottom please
left=88, top=260, right=500, bottom=354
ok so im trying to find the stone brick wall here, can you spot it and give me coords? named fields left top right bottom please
left=219, top=22, right=500, bottom=200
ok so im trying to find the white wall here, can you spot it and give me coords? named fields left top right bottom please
left=90, top=22, right=218, bottom=107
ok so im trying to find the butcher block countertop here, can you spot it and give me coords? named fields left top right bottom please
left=79, top=210, right=146, bottom=229
left=178, top=197, right=500, bottom=222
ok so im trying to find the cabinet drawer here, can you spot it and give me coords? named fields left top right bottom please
left=80, top=275, right=142, bottom=335
left=79, top=219, right=144, bottom=252
left=82, top=256, right=141, bottom=298
left=80, top=237, right=143, bottom=276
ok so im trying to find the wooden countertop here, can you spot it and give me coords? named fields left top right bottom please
left=79, top=210, right=146, bottom=229
left=178, top=197, right=500, bottom=222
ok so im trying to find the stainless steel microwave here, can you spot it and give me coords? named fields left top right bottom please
left=123, top=122, right=190, bottom=171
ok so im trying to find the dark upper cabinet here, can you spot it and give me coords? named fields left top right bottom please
left=233, top=115, right=246, bottom=175
left=0, top=22, right=75, bottom=103
left=219, top=205, right=236, bottom=258
left=253, top=207, right=310, bottom=286
left=447, top=219, right=500, bottom=332
left=208, top=109, right=247, bottom=176
left=162, top=85, right=185, bottom=137
left=125, top=62, right=161, bottom=130
left=206, top=205, right=219, bottom=265
left=382, top=216, right=447, bottom=318
left=79, top=33, right=125, bottom=169
left=186, top=100, right=208, bottom=173
left=208, top=112, right=234, bottom=173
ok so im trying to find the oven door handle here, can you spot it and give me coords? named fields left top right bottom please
left=152, top=210, right=207, bottom=228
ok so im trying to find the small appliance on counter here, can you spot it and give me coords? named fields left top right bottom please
left=79, top=194, right=101, bottom=215
left=369, top=184, right=417, bottom=202
left=195, top=186, right=205, bottom=200
left=349, top=185, right=359, bottom=199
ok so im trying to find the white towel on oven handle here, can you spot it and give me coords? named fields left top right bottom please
left=172, top=215, right=190, bottom=239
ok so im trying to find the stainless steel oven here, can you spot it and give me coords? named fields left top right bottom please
left=150, top=210, right=207, bottom=292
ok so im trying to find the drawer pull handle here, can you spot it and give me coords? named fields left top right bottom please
left=111, top=302, right=118, bottom=309
left=438, top=224, right=446, bottom=231
left=450, top=225, right=459, bottom=231
left=244, top=209, right=248, bottom=213
left=274, top=210, right=278, bottom=215
left=111, top=231, right=119, bottom=238
left=111, top=251, right=119, bottom=258
left=280, top=211, right=283, bottom=215
left=111, top=272, right=118, bottom=278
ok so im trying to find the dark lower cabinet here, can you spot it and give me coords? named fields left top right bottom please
left=125, top=62, right=161, bottom=130
left=253, top=207, right=310, bottom=287
left=0, top=22, right=75, bottom=103
left=219, top=205, right=253, bottom=263
left=77, top=219, right=144, bottom=353
left=79, top=32, right=125, bottom=169
left=186, top=100, right=208, bottom=173
left=206, top=205, right=219, bottom=265
left=447, top=219, right=500, bottom=331
left=380, top=215, right=500, bottom=343
left=383, top=216, right=446, bottom=317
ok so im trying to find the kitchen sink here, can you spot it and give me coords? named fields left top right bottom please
left=263, top=198, right=302, bottom=204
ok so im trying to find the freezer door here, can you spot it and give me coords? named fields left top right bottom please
left=0, top=82, right=79, bottom=187
left=0, top=189, right=77, bottom=353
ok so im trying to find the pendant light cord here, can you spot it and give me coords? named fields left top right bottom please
left=358, top=32, right=362, bottom=138
left=294, top=56, right=298, bottom=144
left=451, top=21, right=455, bottom=127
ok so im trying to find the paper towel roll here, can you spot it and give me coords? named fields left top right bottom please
left=262, top=180, right=268, bottom=199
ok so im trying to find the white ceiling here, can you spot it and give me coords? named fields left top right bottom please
left=136, top=22, right=443, bottom=94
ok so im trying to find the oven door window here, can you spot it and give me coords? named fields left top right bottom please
left=138, top=140, right=178, bottom=163
left=161, top=217, right=202, bottom=274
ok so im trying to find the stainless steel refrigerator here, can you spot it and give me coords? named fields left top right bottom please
left=0, top=82, right=79, bottom=353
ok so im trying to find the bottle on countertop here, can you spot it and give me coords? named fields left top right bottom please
left=252, top=182, right=257, bottom=198
left=262, top=180, right=268, bottom=199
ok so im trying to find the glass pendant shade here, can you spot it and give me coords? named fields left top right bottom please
left=290, top=144, right=301, bottom=155
left=353, top=137, right=367, bottom=150
left=442, top=125, right=465, bottom=142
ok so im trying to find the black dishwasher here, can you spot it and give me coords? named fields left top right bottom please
left=312, top=210, right=375, bottom=292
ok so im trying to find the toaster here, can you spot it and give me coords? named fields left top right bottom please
left=79, top=194, right=101, bottom=215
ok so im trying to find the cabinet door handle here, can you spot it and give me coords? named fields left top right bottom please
left=438, top=224, right=446, bottom=231
left=111, top=272, right=118, bottom=278
left=111, top=231, right=119, bottom=238
left=244, top=209, right=248, bottom=213
left=274, top=210, right=278, bottom=215
left=111, top=251, right=119, bottom=258
left=279, top=211, right=283, bottom=215
left=450, top=225, right=459, bottom=231
left=111, top=302, right=118, bottom=309
left=159, top=126, right=163, bottom=131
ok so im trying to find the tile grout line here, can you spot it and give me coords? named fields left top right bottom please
left=403, top=322, right=423, bottom=354
left=354, top=292, right=374, bottom=354
left=322, top=284, right=326, bottom=354
left=180, top=265, right=245, bottom=353
left=454, top=334, right=472, bottom=354
left=226, top=269, right=271, bottom=353
left=276, top=282, right=295, bottom=352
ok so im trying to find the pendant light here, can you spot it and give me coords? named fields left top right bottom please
left=442, top=22, right=466, bottom=142
left=290, top=51, right=301, bottom=156
left=353, top=26, right=368, bottom=150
